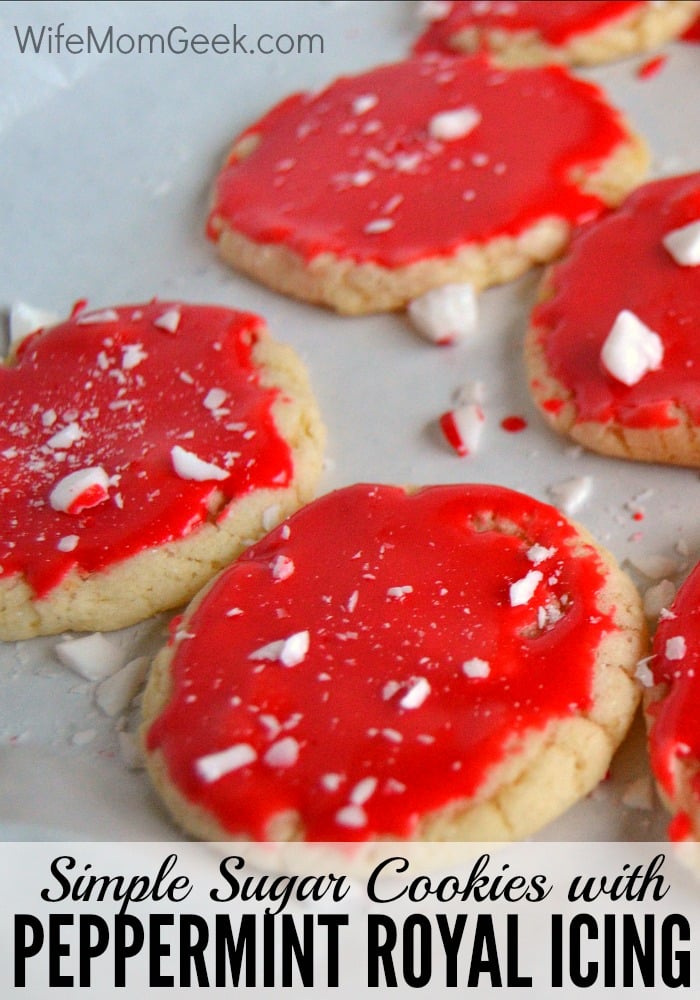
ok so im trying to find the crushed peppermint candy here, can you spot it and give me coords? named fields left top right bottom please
left=350, top=776, right=378, bottom=805
left=527, top=544, right=556, bottom=566
left=662, top=219, right=700, bottom=267
left=386, top=585, right=413, bottom=600
left=170, top=445, right=228, bottom=482
left=271, top=555, right=295, bottom=581
left=428, top=106, right=481, bottom=141
left=364, top=218, right=395, bottom=235
left=665, top=636, right=687, bottom=661
left=47, top=422, right=83, bottom=450
left=634, top=657, right=656, bottom=688
left=55, top=631, right=126, bottom=682
left=121, top=343, right=148, bottom=370
left=462, top=657, right=490, bottom=678
left=49, top=466, right=110, bottom=515
left=335, top=804, right=367, bottom=828
left=509, top=570, right=543, bottom=607
left=408, top=282, right=478, bottom=345
left=203, top=388, right=228, bottom=411
left=600, top=310, right=664, bottom=386
left=249, top=630, right=310, bottom=667
left=153, top=307, right=182, bottom=333
left=196, top=743, right=257, bottom=783
left=399, top=676, right=431, bottom=710
left=9, top=302, right=58, bottom=348
left=56, top=534, right=79, bottom=552
left=76, top=308, right=120, bottom=325
left=548, top=475, right=592, bottom=515
left=439, top=403, right=485, bottom=456
left=352, top=93, right=378, bottom=115
left=263, top=736, right=300, bottom=769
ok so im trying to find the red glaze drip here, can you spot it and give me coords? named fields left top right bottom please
left=414, top=1, right=644, bottom=55
left=636, top=54, right=667, bottom=79
left=501, top=414, right=528, bottom=432
left=0, top=302, right=293, bottom=597
left=668, top=812, right=692, bottom=843
left=682, top=15, right=700, bottom=42
left=147, top=483, right=616, bottom=841
left=648, top=560, right=700, bottom=804
left=532, top=173, right=700, bottom=429
left=208, top=55, right=634, bottom=269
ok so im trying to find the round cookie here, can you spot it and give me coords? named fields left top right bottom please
left=645, top=559, right=700, bottom=843
left=526, top=172, right=700, bottom=466
left=207, top=54, right=648, bottom=315
left=413, top=1, right=700, bottom=67
left=0, top=301, right=324, bottom=639
left=142, top=483, right=645, bottom=843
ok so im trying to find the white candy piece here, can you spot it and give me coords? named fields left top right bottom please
left=203, top=388, right=228, bottom=411
left=399, top=676, right=431, bottom=710
left=9, top=302, right=58, bottom=348
left=196, top=743, right=257, bottom=783
left=57, top=534, right=80, bottom=553
left=600, top=310, right=663, bottom=386
left=527, top=544, right=556, bottom=566
left=509, top=570, right=543, bottom=608
left=47, top=422, right=82, bottom=450
left=548, top=475, right=592, bottom=515
left=662, top=219, right=700, bottom=266
left=440, top=403, right=485, bottom=456
left=408, top=283, right=478, bottom=344
left=95, top=656, right=150, bottom=717
left=171, top=445, right=228, bottom=482
left=634, top=657, right=655, bottom=689
left=49, top=466, right=110, bottom=514
left=335, top=804, right=367, bottom=828
left=462, top=657, right=490, bottom=678
left=153, top=307, right=181, bottom=334
left=76, top=308, right=119, bottom=325
left=55, top=632, right=127, bottom=682
left=429, top=106, right=481, bottom=141
left=263, top=736, right=300, bottom=769
left=665, top=636, right=687, bottom=661
left=121, top=343, right=148, bottom=370
left=249, top=630, right=310, bottom=667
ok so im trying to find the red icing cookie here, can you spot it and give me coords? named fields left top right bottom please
left=526, top=172, right=700, bottom=465
left=142, top=483, right=644, bottom=843
left=413, top=1, right=700, bottom=67
left=0, top=301, right=324, bottom=639
left=646, top=560, right=700, bottom=843
left=207, top=54, right=648, bottom=314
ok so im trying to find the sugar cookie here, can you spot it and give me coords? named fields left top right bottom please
left=0, top=301, right=324, bottom=639
left=207, top=54, right=648, bottom=314
left=143, top=483, right=644, bottom=843
left=526, top=172, right=700, bottom=465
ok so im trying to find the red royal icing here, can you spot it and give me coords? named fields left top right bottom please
left=147, top=483, right=617, bottom=841
left=682, top=15, right=700, bottom=42
left=501, top=414, right=528, bottom=432
left=648, top=560, right=700, bottom=805
left=208, top=55, right=634, bottom=269
left=532, top=173, right=700, bottom=430
left=0, top=302, right=293, bottom=597
left=636, top=54, right=667, bottom=80
left=414, top=1, right=644, bottom=55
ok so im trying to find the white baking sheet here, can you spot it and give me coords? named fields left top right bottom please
left=1, top=0, right=699, bottom=843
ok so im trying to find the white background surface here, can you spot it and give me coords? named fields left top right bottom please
left=1, top=1, right=699, bottom=842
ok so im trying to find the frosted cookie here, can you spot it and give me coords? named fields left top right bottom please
left=0, top=301, right=324, bottom=639
left=414, top=1, right=700, bottom=67
left=526, top=172, right=700, bottom=465
left=207, top=54, right=648, bottom=315
left=645, top=560, right=700, bottom=843
left=142, top=483, right=645, bottom=843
